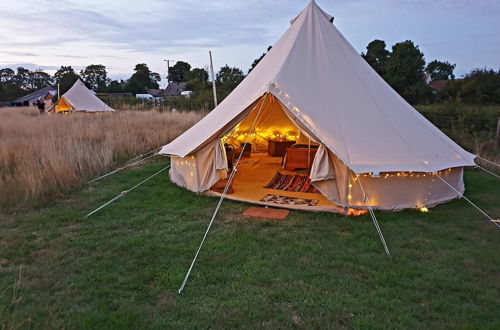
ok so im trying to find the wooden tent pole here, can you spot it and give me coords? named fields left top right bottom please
left=209, top=51, right=218, bottom=108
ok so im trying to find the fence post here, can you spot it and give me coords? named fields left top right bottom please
left=497, top=117, right=500, bottom=147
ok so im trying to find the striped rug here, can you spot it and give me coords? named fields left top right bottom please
left=264, top=173, right=319, bottom=194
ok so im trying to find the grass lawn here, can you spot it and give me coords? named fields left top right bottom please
left=1, top=162, right=499, bottom=329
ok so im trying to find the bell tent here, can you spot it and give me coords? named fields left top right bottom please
left=50, top=79, right=114, bottom=113
left=159, top=0, right=477, bottom=213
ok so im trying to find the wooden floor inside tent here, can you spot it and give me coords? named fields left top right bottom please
left=205, top=153, right=345, bottom=214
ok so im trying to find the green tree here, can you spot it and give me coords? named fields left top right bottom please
left=216, top=65, right=245, bottom=101
left=125, top=78, right=145, bottom=94
left=455, top=69, right=500, bottom=104
left=0, top=68, right=15, bottom=101
left=150, top=72, right=161, bottom=84
left=54, top=66, right=80, bottom=93
left=0, top=68, right=52, bottom=95
left=426, top=60, right=456, bottom=80
left=0, top=68, right=23, bottom=100
left=362, top=39, right=390, bottom=75
left=0, top=68, right=15, bottom=83
left=384, top=40, right=428, bottom=103
left=80, top=64, right=109, bottom=92
left=125, top=63, right=160, bottom=93
left=29, top=71, right=53, bottom=90
left=185, top=67, right=209, bottom=82
left=106, top=80, right=124, bottom=93
left=169, top=61, right=192, bottom=82
left=13, top=67, right=31, bottom=90
left=217, top=65, right=244, bottom=86
left=248, top=46, right=272, bottom=73
left=185, top=68, right=210, bottom=94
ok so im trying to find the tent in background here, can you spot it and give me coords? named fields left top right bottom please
left=49, top=79, right=114, bottom=113
left=159, top=0, right=477, bottom=213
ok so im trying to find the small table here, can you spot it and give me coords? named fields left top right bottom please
left=267, top=140, right=296, bottom=157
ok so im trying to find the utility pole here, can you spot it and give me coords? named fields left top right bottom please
left=163, top=59, right=176, bottom=87
left=209, top=51, right=218, bottom=107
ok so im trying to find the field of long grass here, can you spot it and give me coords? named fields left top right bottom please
left=0, top=106, right=205, bottom=213
left=1, top=103, right=498, bottom=213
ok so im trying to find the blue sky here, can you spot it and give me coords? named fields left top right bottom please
left=0, top=0, right=498, bottom=85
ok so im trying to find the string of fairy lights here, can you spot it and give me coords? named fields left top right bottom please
left=223, top=129, right=301, bottom=143
left=346, top=169, right=455, bottom=212
left=174, top=82, right=465, bottom=214
left=354, top=168, right=453, bottom=179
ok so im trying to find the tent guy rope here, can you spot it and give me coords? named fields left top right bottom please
left=476, top=165, right=500, bottom=181
left=126, top=147, right=162, bottom=164
left=357, top=177, right=391, bottom=256
left=85, top=165, right=170, bottom=218
left=89, top=151, right=160, bottom=183
left=477, top=156, right=500, bottom=169
left=178, top=95, right=269, bottom=294
left=435, top=174, right=500, bottom=229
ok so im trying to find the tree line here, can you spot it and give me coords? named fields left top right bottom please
left=0, top=60, right=245, bottom=105
left=0, top=63, right=161, bottom=101
left=1, top=38, right=499, bottom=105
left=361, top=39, right=500, bottom=104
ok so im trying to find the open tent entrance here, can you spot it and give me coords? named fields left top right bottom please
left=54, top=97, right=73, bottom=112
left=207, top=93, right=345, bottom=213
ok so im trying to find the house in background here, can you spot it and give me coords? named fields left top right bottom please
left=423, top=70, right=457, bottom=93
left=146, top=88, right=164, bottom=98
left=147, top=82, right=190, bottom=98
left=10, top=86, right=57, bottom=106
left=164, top=82, right=187, bottom=96
left=428, top=80, right=449, bottom=93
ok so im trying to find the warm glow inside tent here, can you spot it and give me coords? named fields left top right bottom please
left=159, top=1, right=477, bottom=214
left=54, top=97, right=73, bottom=112
left=50, top=79, right=114, bottom=113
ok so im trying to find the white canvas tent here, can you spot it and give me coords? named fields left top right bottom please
left=159, top=0, right=477, bottom=212
left=50, top=79, right=114, bottom=113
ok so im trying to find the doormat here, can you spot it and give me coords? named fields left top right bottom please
left=264, top=173, right=319, bottom=193
left=242, top=207, right=289, bottom=220
left=260, top=194, right=319, bottom=206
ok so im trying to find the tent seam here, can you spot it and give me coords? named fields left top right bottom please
left=332, top=25, right=426, bottom=172
left=315, top=13, right=353, bottom=168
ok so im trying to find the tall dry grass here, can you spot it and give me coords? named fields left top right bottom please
left=417, top=103, right=499, bottom=159
left=0, top=106, right=205, bottom=212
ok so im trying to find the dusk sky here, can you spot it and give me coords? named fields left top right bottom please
left=1, top=0, right=499, bottom=86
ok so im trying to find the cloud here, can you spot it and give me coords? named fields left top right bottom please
left=0, top=51, right=38, bottom=57
left=0, top=0, right=498, bottom=78
left=1, top=0, right=284, bottom=53
left=0, top=63, right=61, bottom=71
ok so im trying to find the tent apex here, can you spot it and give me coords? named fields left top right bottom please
left=291, top=0, right=334, bottom=25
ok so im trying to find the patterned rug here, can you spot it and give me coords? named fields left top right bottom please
left=260, top=194, right=319, bottom=206
left=264, top=173, right=319, bottom=193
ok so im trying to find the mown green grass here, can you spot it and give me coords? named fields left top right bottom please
left=1, top=162, right=499, bottom=329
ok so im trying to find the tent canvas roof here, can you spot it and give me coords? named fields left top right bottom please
left=160, top=1, right=476, bottom=174
left=51, top=79, right=114, bottom=112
